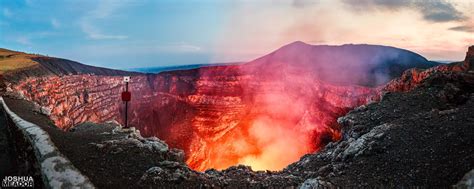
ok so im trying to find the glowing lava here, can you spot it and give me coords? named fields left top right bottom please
left=179, top=72, right=375, bottom=171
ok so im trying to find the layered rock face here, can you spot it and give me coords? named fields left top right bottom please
left=6, top=42, right=438, bottom=171
left=12, top=75, right=124, bottom=129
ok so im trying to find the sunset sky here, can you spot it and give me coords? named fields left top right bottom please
left=0, top=0, right=473, bottom=69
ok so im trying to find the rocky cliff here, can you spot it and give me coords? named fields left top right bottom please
left=286, top=46, right=474, bottom=187
left=2, top=42, right=438, bottom=171
left=383, top=45, right=473, bottom=92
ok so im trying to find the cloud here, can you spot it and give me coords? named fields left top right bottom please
left=292, top=0, right=318, bottom=8
left=86, top=33, right=128, bottom=40
left=3, top=8, right=12, bottom=17
left=0, top=20, right=8, bottom=26
left=416, top=1, right=466, bottom=22
left=342, top=0, right=466, bottom=22
left=80, top=0, right=129, bottom=40
left=449, top=25, right=474, bottom=33
left=81, top=22, right=128, bottom=40
left=132, top=42, right=203, bottom=53
left=76, top=42, right=203, bottom=56
left=51, top=18, right=60, bottom=29
left=24, top=0, right=34, bottom=6
left=16, top=36, right=32, bottom=45
left=10, top=31, right=59, bottom=46
left=170, top=43, right=202, bottom=52
left=88, top=0, right=126, bottom=19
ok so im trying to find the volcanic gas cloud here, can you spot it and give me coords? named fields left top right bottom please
left=178, top=62, right=374, bottom=171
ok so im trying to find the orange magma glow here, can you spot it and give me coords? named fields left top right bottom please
left=115, top=52, right=381, bottom=171
left=208, top=116, right=342, bottom=171
left=178, top=63, right=377, bottom=171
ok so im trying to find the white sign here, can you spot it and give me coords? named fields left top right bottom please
left=123, top=76, right=130, bottom=82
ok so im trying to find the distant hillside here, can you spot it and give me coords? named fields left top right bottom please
left=0, top=48, right=139, bottom=82
left=243, top=41, right=440, bottom=86
left=129, top=62, right=242, bottom=74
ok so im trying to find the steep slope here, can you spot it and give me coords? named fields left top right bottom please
left=3, top=42, right=438, bottom=171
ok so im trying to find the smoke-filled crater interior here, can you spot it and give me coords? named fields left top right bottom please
left=118, top=43, right=427, bottom=171
left=12, top=43, right=434, bottom=172
left=120, top=43, right=412, bottom=171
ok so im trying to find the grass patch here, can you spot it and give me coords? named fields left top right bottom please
left=0, top=48, right=39, bottom=74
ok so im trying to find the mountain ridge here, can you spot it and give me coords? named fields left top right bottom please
left=244, top=42, right=439, bottom=86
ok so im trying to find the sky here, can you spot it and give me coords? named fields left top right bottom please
left=0, top=0, right=473, bottom=69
